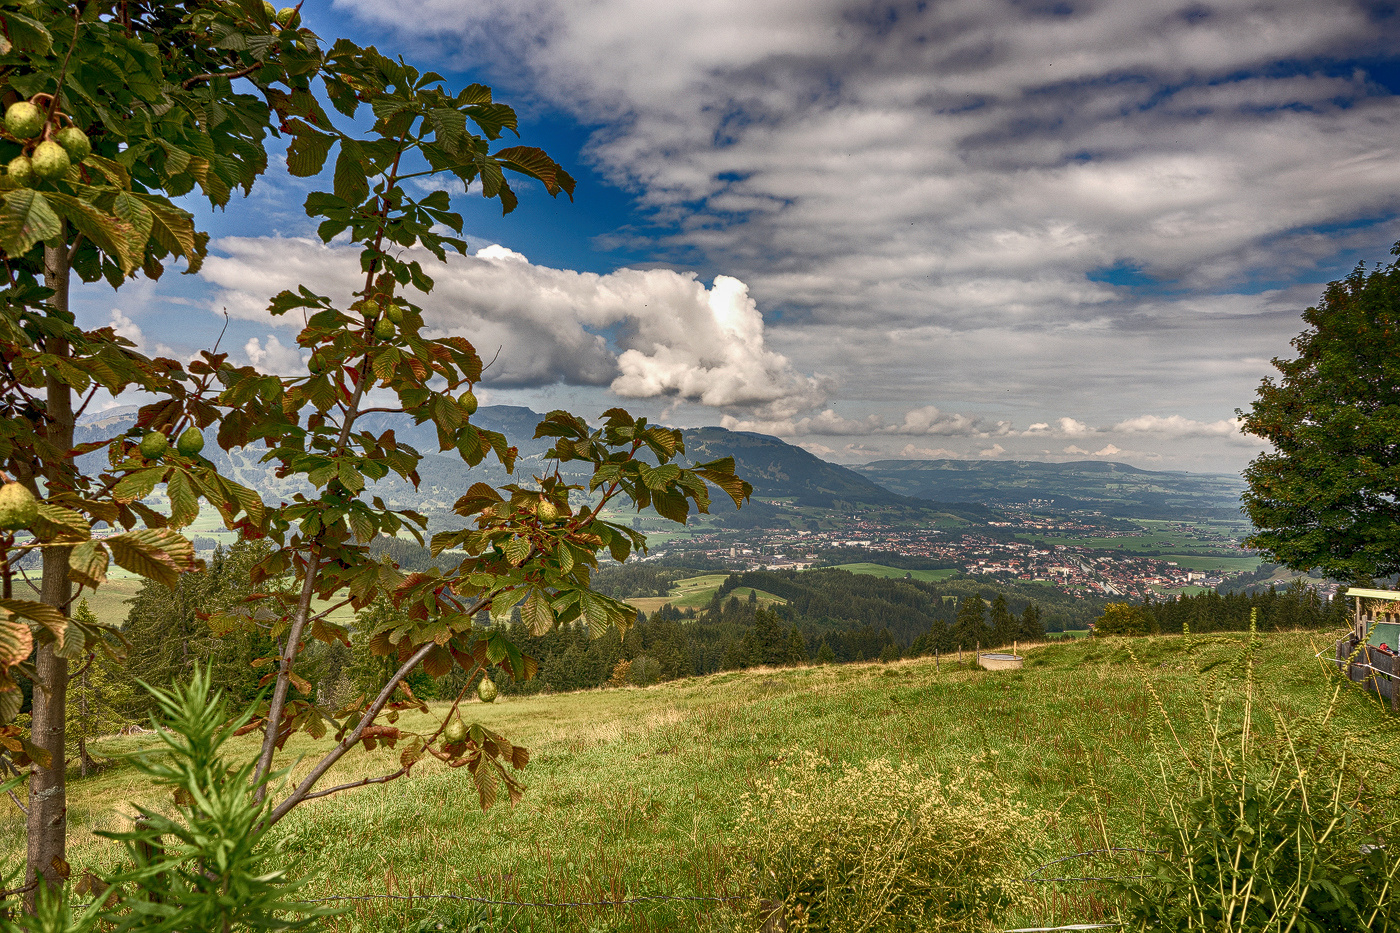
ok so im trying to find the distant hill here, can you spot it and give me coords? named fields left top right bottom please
left=853, top=458, right=1247, bottom=521
left=73, top=406, right=992, bottom=529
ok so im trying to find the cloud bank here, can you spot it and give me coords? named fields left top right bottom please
left=200, top=238, right=822, bottom=417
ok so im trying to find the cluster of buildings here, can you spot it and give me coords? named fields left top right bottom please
left=646, top=507, right=1247, bottom=600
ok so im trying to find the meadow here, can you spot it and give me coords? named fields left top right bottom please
left=624, top=573, right=787, bottom=615
left=9, top=629, right=1394, bottom=932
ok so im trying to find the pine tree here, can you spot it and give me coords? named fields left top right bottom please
left=68, top=601, right=134, bottom=777
left=953, top=594, right=989, bottom=650
left=989, top=593, right=1016, bottom=647
left=1018, top=603, right=1046, bottom=642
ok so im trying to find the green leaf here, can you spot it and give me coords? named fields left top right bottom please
left=333, top=142, right=369, bottom=206
left=490, top=587, right=525, bottom=625
left=0, top=618, right=32, bottom=669
left=134, top=195, right=203, bottom=272
left=31, top=502, right=90, bottom=543
left=503, top=535, right=530, bottom=567
left=494, top=146, right=576, bottom=199
left=0, top=10, right=52, bottom=54
left=166, top=470, right=199, bottom=528
left=0, top=189, right=61, bottom=258
left=521, top=588, right=555, bottom=636
left=107, top=529, right=195, bottom=589
left=68, top=541, right=109, bottom=590
left=286, top=126, right=335, bottom=177
left=0, top=599, right=67, bottom=640
left=45, top=191, right=139, bottom=275
left=113, top=467, right=164, bottom=503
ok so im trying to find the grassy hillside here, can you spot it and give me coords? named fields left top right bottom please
left=16, top=630, right=1393, bottom=932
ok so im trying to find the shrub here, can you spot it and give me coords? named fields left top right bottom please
left=732, top=753, right=1037, bottom=931
left=1092, top=602, right=1158, bottom=637
left=1120, top=623, right=1400, bottom=931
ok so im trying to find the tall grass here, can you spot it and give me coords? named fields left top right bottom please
left=1118, top=620, right=1400, bottom=931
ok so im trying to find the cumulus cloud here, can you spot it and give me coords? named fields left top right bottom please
left=1112, top=414, right=1242, bottom=437
left=721, top=403, right=1006, bottom=438
left=980, top=443, right=1007, bottom=457
left=887, top=406, right=1012, bottom=437
left=244, top=335, right=307, bottom=375
left=201, top=237, right=823, bottom=417
left=1093, top=444, right=1122, bottom=457
left=109, top=308, right=144, bottom=348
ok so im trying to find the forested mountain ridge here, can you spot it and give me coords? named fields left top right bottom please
left=76, top=406, right=995, bottom=528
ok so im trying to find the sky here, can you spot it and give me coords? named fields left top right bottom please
left=78, top=0, right=1400, bottom=475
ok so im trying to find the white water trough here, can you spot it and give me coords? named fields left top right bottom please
left=978, top=652, right=1024, bottom=671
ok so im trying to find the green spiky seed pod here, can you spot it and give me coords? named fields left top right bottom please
left=30, top=141, right=70, bottom=181
left=0, top=483, right=39, bottom=531
left=176, top=426, right=205, bottom=456
left=477, top=676, right=498, bottom=703
left=459, top=390, right=478, bottom=416
left=276, top=7, right=300, bottom=27
left=374, top=317, right=395, bottom=340
left=4, top=102, right=43, bottom=139
left=6, top=155, right=33, bottom=187
left=443, top=709, right=468, bottom=744
left=54, top=126, right=90, bottom=162
left=139, top=431, right=169, bottom=460
left=385, top=304, right=404, bottom=324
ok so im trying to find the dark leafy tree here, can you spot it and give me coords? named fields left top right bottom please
left=1240, top=249, right=1400, bottom=582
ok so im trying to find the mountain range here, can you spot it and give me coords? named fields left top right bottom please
left=75, top=405, right=1244, bottom=524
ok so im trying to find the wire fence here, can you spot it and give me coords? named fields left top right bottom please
left=52, top=848, right=1141, bottom=930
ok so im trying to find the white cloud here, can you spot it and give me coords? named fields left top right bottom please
left=244, top=335, right=307, bottom=375
left=610, top=275, right=827, bottom=416
left=886, top=405, right=1011, bottom=437
left=980, top=443, right=1006, bottom=457
left=201, top=237, right=823, bottom=417
left=1112, top=414, right=1242, bottom=437
left=109, top=308, right=144, bottom=348
left=900, top=443, right=959, bottom=459
left=1093, top=444, right=1122, bottom=457
left=1063, top=445, right=1090, bottom=455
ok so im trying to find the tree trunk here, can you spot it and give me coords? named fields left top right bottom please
left=26, top=241, right=73, bottom=906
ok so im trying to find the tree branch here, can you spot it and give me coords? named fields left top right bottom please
left=292, top=766, right=408, bottom=803
left=262, top=638, right=436, bottom=828
left=252, top=548, right=320, bottom=800
left=182, top=61, right=262, bottom=91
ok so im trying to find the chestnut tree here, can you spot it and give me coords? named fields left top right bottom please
left=0, top=0, right=749, bottom=902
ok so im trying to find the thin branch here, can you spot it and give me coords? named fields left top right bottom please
left=263, top=638, right=438, bottom=828
left=294, top=766, right=408, bottom=803
left=252, top=548, right=320, bottom=800
left=70, top=381, right=101, bottom=423
left=63, top=232, right=83, bottom=265
left=182, top=61, right=262, bottom=91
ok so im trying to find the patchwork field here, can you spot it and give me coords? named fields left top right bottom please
left=13, top=628, right=1391, bottom=932
left=624, top=573, right=787, bottom=615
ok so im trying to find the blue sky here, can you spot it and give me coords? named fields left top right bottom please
left=80, top=0, right=1400, bottom=474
